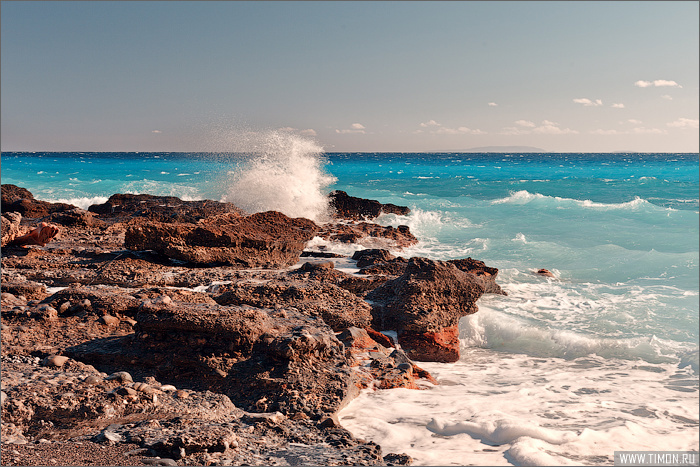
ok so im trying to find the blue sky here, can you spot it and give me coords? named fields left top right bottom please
left=1, top=1, right=698, bottom=152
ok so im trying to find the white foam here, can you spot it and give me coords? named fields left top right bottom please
left=218, top=130, right=336, bottom=223
left=339, top=350, right=699, bottom=466
left=48, top=196, right=109, bottom=210
left=491, top=190, right=660, bottom=211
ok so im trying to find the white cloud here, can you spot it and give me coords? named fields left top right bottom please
left=533, top=120, right=578, bottom=135
left=488, top=102, right=498, bottom=107
left=502, top=120, right=576, bottom=135
left=611, top=103, right=625, bottom=109
left=653, top=80, right=681, bottom=88
left=635, top=79, right=682, bottom=88
left=501, top=127, right=529, bottom=136
left=151, top=130, right=162, bottom=133
left=279, top=127, right=317, bottom=137
left=420, top=120, right=441, bottom=127
left=434, top=126, right=485, bottom=135
left=573, top=98, right=603, bottom=107
left=591, top=129, right=621, bottom=135
left=661, top=94, right=673, bottom=101
left=667, top=118, right=699, bottom=129
left=626, top=119, right=643, bottom=124
left=631, top=127, right=667, bottom=135
left=336, top=123, right=366, bottom=134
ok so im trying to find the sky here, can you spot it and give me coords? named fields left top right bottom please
left=1, top=1, right=698, bottom=153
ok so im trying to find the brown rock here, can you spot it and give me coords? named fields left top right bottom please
left=398, top=326, right=460, bottom=363
left=319, top=222, right=417, bottom=250
left=1, top=184, right=77, bottom=218
left=366, top=257, right=484, bottom=362
left=43, top=355, right=70, bottom=367
left=124, top=211, right=319, bottom=267
left=1, top=212, right=23, bottom=246
left=88, top=193, right=246, bottom=223
left=448, top=257, right=507, bottom=295
left=214, top=279, right=373, bottom=331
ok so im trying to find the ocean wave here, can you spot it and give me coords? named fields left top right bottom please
left=491, top=190, right=664, bottom=211
left=460, top=307, right=693, bottom=364
left=48, top=196, right=110, bottom=210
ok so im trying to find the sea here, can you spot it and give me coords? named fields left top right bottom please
left=2, top=133, right=698, bottom=466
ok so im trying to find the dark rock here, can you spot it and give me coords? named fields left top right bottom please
left=366, top=257, right=484, bottom=362
left=329, top=190, right=410, bottom=220
left=299, top=261, right=334, bottom=272
left=48, top=208, right=105, bottom=228
left=360, top=257, right=410, bottom=277
left=41, top=285, right=142, bottom=318
left=88, top=193, right=246, bottom=223
left=125, top=211, right=319, bottom=267
left=384, top=453, right=414, bottom=465
left=351, top=249, right=396, bottom=268
left=1, top=280, right=48, bottom=301
left=213, top=279, right=373, bottom=331
left=289, top=263, right=387, bottom=297
left=319, top=222, right=418, bottom=249
left=448, top=257, right=507, bottom=295
left=1, top=184, right=77, bottom=218
left=535, top=268, right=556, bottom=278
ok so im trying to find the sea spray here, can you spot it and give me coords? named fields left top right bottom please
left=217, top=130, right=336, bottom=222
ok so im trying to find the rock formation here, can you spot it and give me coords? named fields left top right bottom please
left=124, top=211, right=319, bottom=267
left=329, top=190, right=410, bottom=220
left=366, top=257, right=485, bottom=362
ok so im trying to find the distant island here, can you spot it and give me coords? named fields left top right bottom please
left=459, top=145, right=548, bottom=153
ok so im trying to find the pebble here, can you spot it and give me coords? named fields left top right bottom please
left=142, top=458, right=178, bottom=466
left=1, top=391, right=7, bottom=406
left=83, top=375, right=102, bottom=385
left=106, top=371, right=133, bottom=383
left=43, top=355, right=69, bottom=368
left=159, top=384, right=176, bottom=392
left=100, top=314, right=120, bottom=326
left=175, top=389, right=189, bottom=399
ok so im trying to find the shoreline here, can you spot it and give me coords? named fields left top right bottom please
left=1, top=186, right=506, bottom=466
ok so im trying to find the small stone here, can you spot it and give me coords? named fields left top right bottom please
left=83, top=375, right=102, bottom=385
left=175, top=389, right=189, bottom=399
left=103, top=430, right=122, bottom=443
left=106, top=371, right=133, bottom=383
left=159, top=384, right=176, bottom=392
left=1, top=391, right=7, bottom=406
left=43, top=355, right=69, bottom=367
left=59, top=302, right=71, bottom=314
left=100, top=314, right=119, bottom=326
left=142, top=459, right=178, bottom=466
left=123, top=447, right=150, bottom=457
left=115, top=386, right=138, bottom=396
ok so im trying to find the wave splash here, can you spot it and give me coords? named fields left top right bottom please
left=491, top=190, right=658, bottom=211
left=220, top=130, right=336, bottom=222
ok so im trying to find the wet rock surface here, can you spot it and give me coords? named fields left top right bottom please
left=329, top=190, right=410, bottom=220
left=1, top=187, right=505, bottom=466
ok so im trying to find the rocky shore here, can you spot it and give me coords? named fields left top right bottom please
left=1, top=185, right=504, bottom=466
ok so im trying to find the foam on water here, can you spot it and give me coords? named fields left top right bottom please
left=339, top=350, right=699, bottom=466
left=218, top=130, right=336, bottom=222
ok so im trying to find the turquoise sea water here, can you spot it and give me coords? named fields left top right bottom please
left=2, top=147, right=698, bottom=465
